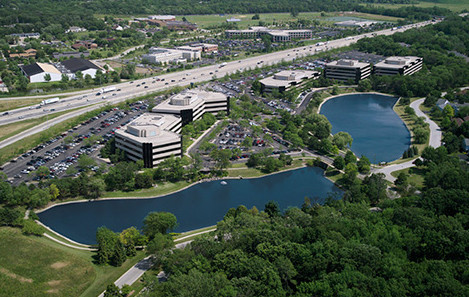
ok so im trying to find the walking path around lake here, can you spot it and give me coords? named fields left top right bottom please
left=373, top=97, right=441, bottom=182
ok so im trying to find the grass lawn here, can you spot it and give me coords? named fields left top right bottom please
left=101, top=180, right=191, bottom=198
left=0, top=226, right=148, bottom=297
left=177, top=11, right=402, bottom=29
left=391, top=166, right=426, bottom=189
left=0, top=98, right=45, bottom=112
left=367, top=0, right=469, bottom=12
left=0, top=227, right=95, bottom=297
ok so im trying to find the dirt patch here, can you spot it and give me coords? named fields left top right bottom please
left=50, top=262, right=69, bottom=269
left=0, top=267, right=33, bottom=283
left=47, top=280, right=62, bottom=286
left=46, top=289, right=59, bottom=293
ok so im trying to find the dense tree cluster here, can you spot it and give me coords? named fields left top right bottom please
left=142, top=148, right=469, bottom=297
left=354, top=16, right=469, bottom=98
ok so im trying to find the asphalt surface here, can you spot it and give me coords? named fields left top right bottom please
left=2, top=103, right=147, bottom=184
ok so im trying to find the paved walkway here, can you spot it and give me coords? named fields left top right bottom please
left=373, top=98, right=441, bottom=182
left=410, top=98, right=442, bottom=148
left=43, top=233, right=97, bottom=251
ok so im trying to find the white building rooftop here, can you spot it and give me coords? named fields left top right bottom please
left=327, top=59, right=370, bottom=69
left=374, top=56, right=422, bottom=69
left=116, top=113, right=181, bottom=144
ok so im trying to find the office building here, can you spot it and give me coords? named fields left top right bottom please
left=325, top=59, right=371, bottom=83
left=373, top=56, right=423, bottom=76
left=142, top=47, right=201, bottom=64
left=225, top=27, right=312, bottom=42
left=153, top=90, right=229, bottom=125
left=115, top=113, right=183, bottom=168
left=116, top=90, right=229, bottom=167
left=260, top=70, right=320, bottom=93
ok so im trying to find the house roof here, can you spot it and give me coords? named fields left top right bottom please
left=61, top=58, right=100, bottom=73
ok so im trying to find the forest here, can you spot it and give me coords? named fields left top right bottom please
left=139, top=146, right=469, bottom=297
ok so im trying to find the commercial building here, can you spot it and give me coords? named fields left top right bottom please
left=116, top=90, right=229, bottom=167
left=142, top=47, right=201, bottom=64
left=148, top=15, right=176, bottom=21
left=165, top=21, right=197, bottom=31
left=176, top=43, right=218, bottom=53
left=53, top=51, right=90, bottom=59
left=72, top=41, right=98, bottom=50
left=9, top=33, right=40, bottom=39
left=373, top=56, right=423, bottom=76
left=324, top=59, right=371, bottom=83
left=260, top=70, right=320, bottom=93
left=59, top=58, right=102, bottom=79
left=225, top=26, right=312, bottom=42
left=335, top=20, right=377, bottom=27
left=226, top=18, right=241, bottom=22
left=152, top=90, right=229, bottom=125
left=115, top=113, right=183, bottom=168
left=20, top=62, right=62, bottom=83
left=66, top=26, right=87, bottom=33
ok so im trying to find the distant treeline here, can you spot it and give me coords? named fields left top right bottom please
left=0, top=0, right=452, bottom=36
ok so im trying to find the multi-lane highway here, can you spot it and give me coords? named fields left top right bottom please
left=0, top=19, right=438, bottom=149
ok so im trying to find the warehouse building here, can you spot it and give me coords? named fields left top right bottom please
left=373, top=56, right=423, bottom=76
left=20, top=62, right=62, bottom=83
left=260, top=70, right=320, bottom=93
left=324, top=59, right=371, bottom=83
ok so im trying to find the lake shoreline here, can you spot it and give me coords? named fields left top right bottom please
left=35, top=163, right=321, bottom=214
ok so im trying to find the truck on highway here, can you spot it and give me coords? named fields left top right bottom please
left=316, top=42, right=325, bottom=46
left=40, top=97, right=59, bottom=106
left=96, top=86, right=116, bottom=95
left=219, top=62, right=227, bottom=67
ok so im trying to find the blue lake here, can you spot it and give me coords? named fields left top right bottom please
left=320, top=93, right=411, bottom=163
left=38, top=167, right=341, bottom=244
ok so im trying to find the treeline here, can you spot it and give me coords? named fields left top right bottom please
left=141, top=147, right=469, bottom=296
left=354, top=16, right=469, bottom=98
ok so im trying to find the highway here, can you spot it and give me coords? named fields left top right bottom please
left=0, top=19, right=438, bottom=150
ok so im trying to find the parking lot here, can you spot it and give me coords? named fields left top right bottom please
left=2, top=101, right=150, bottom=185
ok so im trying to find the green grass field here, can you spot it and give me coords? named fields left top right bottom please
left=0, top=227, right=95, bottom=297
left=178, top=11, right=402, bottom=29
left=368, top=0, right=469, bottom=12
left=390, top=166, right=426, bottom=189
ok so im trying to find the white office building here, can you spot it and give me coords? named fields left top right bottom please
left=373, top=56, right=423, bottom=76
left=225, top=26, right=312, bottom=42
left=116, top=90, right=229, bottom=167
left=142, top=47, right=201, bottom=64
left=115, top=113, right=183, bottom=168
left=153, top=90, right=229, bottom=125
left=325, top=59, right=371, bottom=83
left=260, top=70, right=320, bottom=93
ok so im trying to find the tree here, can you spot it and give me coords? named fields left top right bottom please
left=35, top=166, right=50, bottom=179
left=143, top=212, right=178, bottom=239
left=61, top=73, right=69, bottom=83
left=332, top=132, right=353, bottom=150
left=357, top=155, right=371, bottom=174
left=344, top=151, right=357, bottom=164
left=49, top=184, right=60, bottom=200
left=104, top=283, right=122, bottom=297
left=264, top=201, right=280, bottom=218
left=333, top=155, right=345, bottom=170
left=252, top=14, right=260, bottom=20
left=77, top=154, right=96, bottom=171
left=135, top=172, right=153, bottom=189
left=44, top=73, right=51, bottom=82
left=87, top=178, right=105, bottom=199
left=111, top=240, right=126, bottom=267
left=96, top=227, right=119, bottom=265
left=146, top=233, right=174, bottom=255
